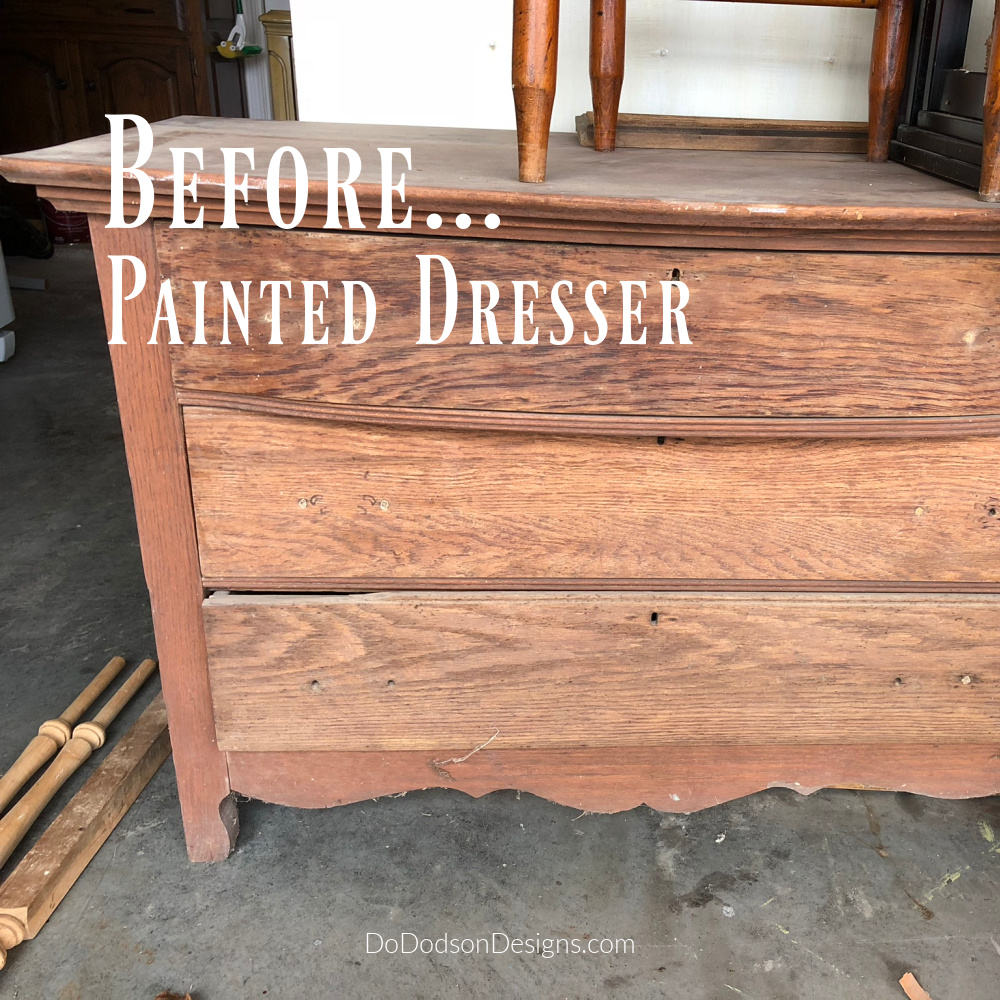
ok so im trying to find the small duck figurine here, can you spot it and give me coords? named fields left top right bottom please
left=217, top=1, right=263, bottom=59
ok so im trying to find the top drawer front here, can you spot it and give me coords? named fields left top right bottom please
left=158, top=226, right=1000, bottom=419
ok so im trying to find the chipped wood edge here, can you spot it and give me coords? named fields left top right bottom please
left=899, top=971, right=933, bottom=1000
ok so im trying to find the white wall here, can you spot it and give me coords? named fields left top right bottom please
left=290, top=0, right=877, bottom=131
left=966, top=0, right=996, bottom=71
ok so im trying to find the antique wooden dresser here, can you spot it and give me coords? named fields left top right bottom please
left=2, top=119, right=999, bottom=861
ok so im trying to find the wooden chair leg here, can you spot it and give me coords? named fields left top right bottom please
left=590, top=0, right=626, bottom=152
left=513, top=0, right=560, bottom=183
left=868, top=0, right=914, bottom=162
left=981, top=0, right=1000, bottom=201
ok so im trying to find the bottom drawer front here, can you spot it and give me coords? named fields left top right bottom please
left=203, top=592, right=1000, bottom=752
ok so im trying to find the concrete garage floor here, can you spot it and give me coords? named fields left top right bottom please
left=1, top=246, right=999, bottom=1000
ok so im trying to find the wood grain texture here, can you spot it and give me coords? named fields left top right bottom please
left=0, top=655, right=126, bottom=815
left=204, top=579, right=1000, bottom=594
left=0, top=695, right=169, bottom=971
left=14, top=117, right=999, bottom=857
left=590, top=0, right=626, bottom=152
left=159, top=226, right=1000, bottom=419
left=174, top=390, right=1000, bottom=441
left=576, top=113, right=869, bottom=153
left=203, top=592, right=1000, bottom=751
left=982, top=0, right=1000, bottom=201
left=89, top=219, right=237, bottom=862
left=868, top=0, right=914, bottom=162
left=32, top=185, right=1000, bottom=253
left=0, top=659, right=159, bottom=872
left=226, top=743, right=1000, bottom=813
left=3, top=120, right=998, bottom=252
left=185, top=408, right=1000, bottom=587
left=513, top=0, right=560, bottom=182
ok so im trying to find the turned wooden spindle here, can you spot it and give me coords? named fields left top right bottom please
left=868, top=0, right=914, bottom=162
left=590, top=0, right=627, bottom=152
left=981, top=0, right=1000, bottom=201
left=513, top=0, right=560, bottom=182
left=0, top=695, right=169, bottom=970
left=0, top=659, right=158, bottom=872
left=0, top=656, right=127, bottom=815
left=0, top=914, right=25, bottom=971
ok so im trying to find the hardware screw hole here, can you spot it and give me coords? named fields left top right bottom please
left=387, top=679, right=396, bottom=688
left=310, top=680, right=321, bottom=691
left=894, top=677, right=903, bottom=686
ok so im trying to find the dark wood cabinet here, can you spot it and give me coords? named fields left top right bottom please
left=0, top=0, right=185, bottom=30
left=0, top=0, right=242, bottom=156
left=0, top=37, right=81, bottom=154
left=80, top=42, right=199, bottom=136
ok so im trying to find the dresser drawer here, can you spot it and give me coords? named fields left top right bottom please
left=184, top=407, right=1000, bottom=589
left=159, top=225, right=1000, bottom=419
left=203, top=592, right=1000, bottom=752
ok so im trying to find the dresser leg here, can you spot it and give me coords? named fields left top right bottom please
left=89, top=220, right=238, bottom=862
left=513, top=0, right=560, bottom=182
left=980, top=0, right=1000, bottom=201
left=590, top=0, right=626, bottom=152
left=867, top=0, right=914, bottom=162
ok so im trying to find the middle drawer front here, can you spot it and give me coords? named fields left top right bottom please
left=185, top=407, right=999, bottom=588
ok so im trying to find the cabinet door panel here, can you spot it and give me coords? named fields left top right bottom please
left=0, top=37, right=79, bottom=153
left=81, top=41, right=197, bottom=133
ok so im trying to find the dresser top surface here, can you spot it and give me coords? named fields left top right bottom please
left=3, top=117, right=997, bottom=236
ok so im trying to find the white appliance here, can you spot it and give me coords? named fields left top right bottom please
left=0, top=254, right=14, bottom=362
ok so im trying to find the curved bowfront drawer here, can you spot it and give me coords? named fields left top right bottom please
left=184, top=407, right=1000, bottom=589
left=159, top=225, right=1000, bottom=420
left=202, top=591, right=1000, bottom=752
